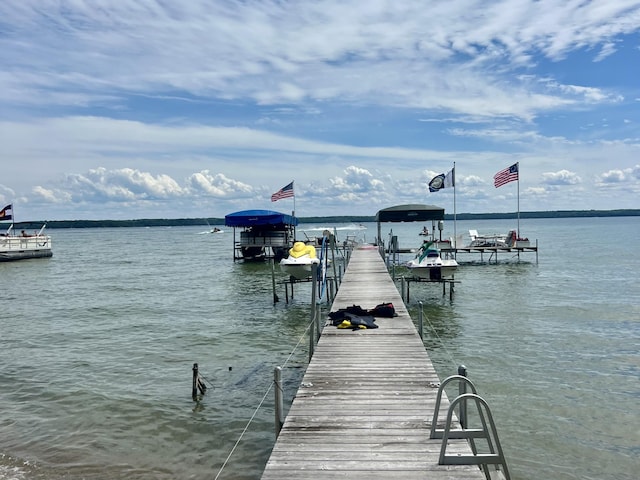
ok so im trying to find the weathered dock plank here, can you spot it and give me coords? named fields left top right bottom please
left=261, top=246, right=485, bottom=480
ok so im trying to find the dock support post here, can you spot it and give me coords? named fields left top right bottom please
left=418, top=301, right=424, bottom=340
left=274, top=366, right=284, bottom=437
left=401, top=276, right=406, bottom=302
left=458, top=365, right=468, bottom=428
left=192, top=363, right=206, bottom=400
left=311, top=263, right=318, bottom=305
left=271, top=258, right=279, bottom=304
left=192, top=363, right=198, bottom=399
left=328, top=278, right=335, bottom=303
left=316, top=304, right=322, bottom=342
left=309, top=312, right=315, bottom=362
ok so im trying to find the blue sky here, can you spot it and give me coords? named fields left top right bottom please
left=1, top=0, right=639, bottom=221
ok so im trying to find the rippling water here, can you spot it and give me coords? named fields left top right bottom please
left=1, top=217, right=638, bottom=480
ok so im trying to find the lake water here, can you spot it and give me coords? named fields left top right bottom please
left=1, top=216, right=638, bottom=480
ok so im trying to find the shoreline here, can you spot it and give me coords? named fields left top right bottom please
left=4, top=208, right=639, bottom=229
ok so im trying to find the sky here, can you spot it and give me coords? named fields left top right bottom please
left=1, top=0, right=639, bottom=221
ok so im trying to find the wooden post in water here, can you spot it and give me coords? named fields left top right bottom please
left=418, top=301, right=424, bottom=340
left=192, top=363, right=206, bottom=400
left=309, top=312, right=315, bottom=362
left=271, top=258, right=279, bottom=304
left=311, top=263, right=318, bottom=308
left=274, top=366, right=284, bottom=437
left=458, top=365, right=468, bottom=428
left=192, top=363, right=198, bottom=399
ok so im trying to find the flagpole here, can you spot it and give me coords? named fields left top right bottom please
left=517, top=162, right=520, bottom=236
left=292, top=180, right=296, bottom=217
left=453, top=163, right=457, bottom=248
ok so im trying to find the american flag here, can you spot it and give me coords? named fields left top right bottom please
left=494, top=163, right=519, bottom=188
left=271, top=181, right=294, bottom=202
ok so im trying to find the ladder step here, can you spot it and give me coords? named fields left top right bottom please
left=431, top=428, right=487, bottom=439
left=442, top=453, right=502, bottom=466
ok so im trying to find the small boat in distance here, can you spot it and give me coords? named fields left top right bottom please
left=405, top=241, right=458, bottom=280
left=198, top=219, right=224, bottom=234
left=197, top=226, right=224, bottom=234
left=279, top=241, right=320, bottom=279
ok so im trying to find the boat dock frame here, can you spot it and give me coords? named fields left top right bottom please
left=261, top=245, right=510, bottom=479
left=384, top=242, right=539, bottom=266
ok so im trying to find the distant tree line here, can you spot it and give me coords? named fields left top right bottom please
left=7, top=209, right=639, bottom=229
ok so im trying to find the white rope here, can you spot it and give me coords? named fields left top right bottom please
left=214, top=311, right=317, bottom=478
left=281, top=310, right=315, bottom=368
left=420, top=304, right=460, bottom=370
left=213, top=381, right=274, bottom=480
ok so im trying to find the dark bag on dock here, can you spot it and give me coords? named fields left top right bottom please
left=329, top=305, right=368, bottom=320
left=367, top=302, right=396, bottom=318
left=329, top=308, right=378, bottom=329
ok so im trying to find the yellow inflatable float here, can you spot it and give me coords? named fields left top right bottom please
left=288, top=241, right=317, bottom=259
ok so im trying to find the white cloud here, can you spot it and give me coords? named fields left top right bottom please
left=598, top=165, right=640, bottom=184
left=1, top=1, right=638, bottom=119
left=53, top=167, right=185, bottom=203
left=328, top=166, right=385, bottom=193
left=541, top=169, right=582, bottom=185
left=187, top=171, right=255, bottom=197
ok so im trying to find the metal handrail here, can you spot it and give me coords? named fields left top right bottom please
left=430, top=375, right=510, bottom=480
left=430, top=374, right=478, bottom=438
left=439, top=393, right=510, bottom=480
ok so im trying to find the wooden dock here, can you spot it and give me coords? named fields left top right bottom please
left=261, top=245, right=488, bottom=479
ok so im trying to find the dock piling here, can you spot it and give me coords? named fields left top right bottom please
left=192, top=363, right=206, bottom=400
left=274, top=366, right=284, bottom=437
left=458, top=364, right=468, bottom=428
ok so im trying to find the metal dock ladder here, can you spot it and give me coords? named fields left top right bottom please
left=430, top=375, right=511, bottom=480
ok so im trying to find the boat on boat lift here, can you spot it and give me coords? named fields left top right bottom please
left=405, top=241, right=458, bottom=280
left=279, top=241, right=320, bottom=279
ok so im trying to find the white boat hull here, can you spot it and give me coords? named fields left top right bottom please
left=280, top=256, right=320, bottom=279
left=406, top=262, right=457, bottom=280
left=405, top=244, right=458, bottom=280
left=0, top=235, right=53, bottom=262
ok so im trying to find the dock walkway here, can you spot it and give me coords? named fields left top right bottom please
left=261, top=246, right=486, bottom=479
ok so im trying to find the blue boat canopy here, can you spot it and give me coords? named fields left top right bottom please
left=224, top=209, right=299, bottom=227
